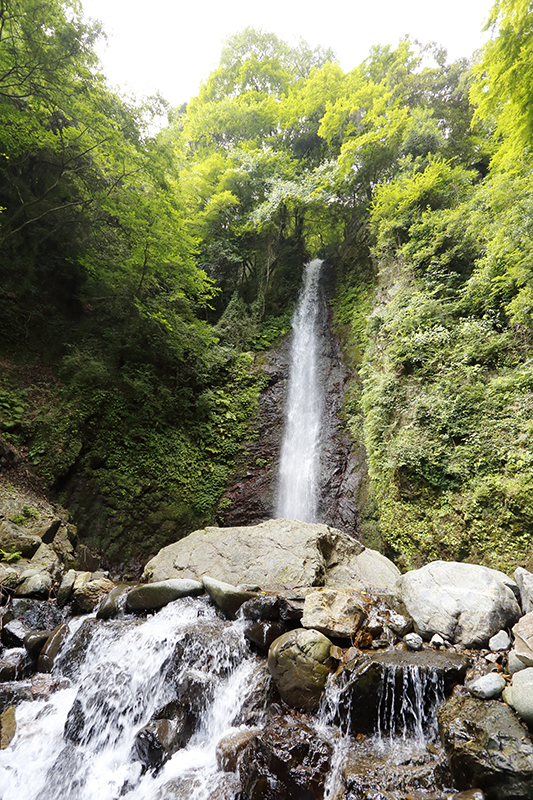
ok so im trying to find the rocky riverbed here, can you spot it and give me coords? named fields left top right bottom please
left=2, top=518, right=533, bottom=799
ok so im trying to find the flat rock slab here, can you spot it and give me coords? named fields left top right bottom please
left=396, top=561, right=521, bottom=648
left=142, top=519, right=400, bottom=591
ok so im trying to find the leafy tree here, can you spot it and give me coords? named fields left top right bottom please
left=471, top=0, right=533, bottom=168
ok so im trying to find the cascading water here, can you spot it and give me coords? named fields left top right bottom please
left=317, top=661, right=450, bottom=800
left=275, top=257, right=324, bottom=522
left=0, top=597, right=264, bottom=800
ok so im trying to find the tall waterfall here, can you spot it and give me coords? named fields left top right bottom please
left=275, top=258, right=324, bottom=521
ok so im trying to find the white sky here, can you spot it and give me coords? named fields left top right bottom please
left=80, top=0, right=495, bottom=107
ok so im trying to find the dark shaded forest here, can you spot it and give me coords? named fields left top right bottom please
left=1, top=0, right=533, bottom=573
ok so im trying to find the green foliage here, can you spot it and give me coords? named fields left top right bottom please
left=10, top=505, right=39, bottom=525
left=0, top=548, right=22, bottom=563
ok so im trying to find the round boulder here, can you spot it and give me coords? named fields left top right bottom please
left=267, top=628, right=333, bottom=711
left=396, top=561, right=521, bottom=648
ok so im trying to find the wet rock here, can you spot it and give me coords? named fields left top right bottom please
left=397, top=561, right=521, bottom=648
left=37, top=622, right=71, bottom=672
left=467, top=673, right=506, bottom=700
left=301, top=588, right=366, bottom=639
left=1, top=618, right=31, bottom=648
left=125, top=578, right=203, bottom=612
left=24, top=630, right=52, bottom=658
left=0, top=681, right=32, bottom=714
left=132, top=718, right=186, bottom=772
left=96, top=585, right=127, bottom=619
left=239, top=713, right=332, bottom=800
left=512, top=611, right=533, bottom=666
left=331, top=650, right=469, bottom=735
left=502, top=667, right=533, bottom=727
left=438, top=690, right=533, bottom=799
left=216, top=725, right=261, bottom=772
left=0, top=648, right=33, bottom=681
left=31, top=672, right=70, bottom=698
left=244, top=621, right=290, bottom=652
left=202, top=576, right=257, bottom=619
left=3, top=598, right=65, bottom=630
left=240, top=594, right=281, bottom=621
left=489, top=629, right=511, bottom=651
left=231, top=661, right=273, bottom=727
left=267, top=628, right=333, bottom=712
left=455, top=792, right=486, bottom=800
left=0, top=705, right=16, bottom=749
left=515, top=567, right=533, bottom=614
left=430, top=633, right=446, bottom=648
left=340, top=737, right=450, bottom=799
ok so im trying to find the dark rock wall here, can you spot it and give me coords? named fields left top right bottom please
left=219, top=263, right=368, bottom=540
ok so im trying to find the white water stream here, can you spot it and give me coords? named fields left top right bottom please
left=275, top=257, right=324, bottom=522
left=0, top=598, right=263, bottom=800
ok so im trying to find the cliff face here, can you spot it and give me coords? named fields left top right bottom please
left=219, top=267, right=368, bottom=540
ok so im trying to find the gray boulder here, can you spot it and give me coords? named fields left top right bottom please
left=503, top=668, right=533, bottom=727
left=467, top=673, right=506, bottom=700
left=0, top=520, right=41, bottom=559
left=126, top=579, right=204, bottom=613
left=73, top=576, right=115, bottom=612
left=300, top=588, right=366, bottom=638
left=267, top=628, right=333, bottom=711
left=142, top=519, right=400, bottom=591
left=508, top=650, right=529, bottom=675
left=515, top=567, right=533, bottom=614
left=489, top=630, right=511, bottom=651
left=202, top=576, right=257, bottom=619
left=396, top=561, right=521, bottom=648
left=512, top=611, right=533, bottom=666
left=438, top=690, right=533, bottom=799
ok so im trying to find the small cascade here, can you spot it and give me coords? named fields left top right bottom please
left=375, top=663, right=445, bottom=746
left=317, top=659, right=450, bottom=799
left=275, top=257, right=324, bottom=522
left=0, top=598, right=264, bottom=800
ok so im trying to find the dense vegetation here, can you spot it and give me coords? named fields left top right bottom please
left=1, top=0, right=533, bottom=572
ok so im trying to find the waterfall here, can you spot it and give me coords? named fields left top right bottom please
left=317, top=661, right=447, bottom=799
left=275, top=257, right=324, bottom=522
left=0, top=598, right=264, bottom=800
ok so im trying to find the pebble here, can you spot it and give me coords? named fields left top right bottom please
left=489, top=629, right=511, bottom=651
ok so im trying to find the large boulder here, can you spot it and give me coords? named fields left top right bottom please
left=502, top=668, right=533, bottom=727
left=438, top=690, right=533, bottom=799
left=239, top=714, right=332, bottom=800
left=396, top=561, right=521, bottom=648
left=515, top=568, right=533, bottom=614
left=125, top=578, right=203, bottom=613
left=328, top=649, right=469, bottom=735
left=512, top=611, right=533, bottom=666
left=142, top=519, right=400, bottom=591
left=267, top=628, right=333, bottom=711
